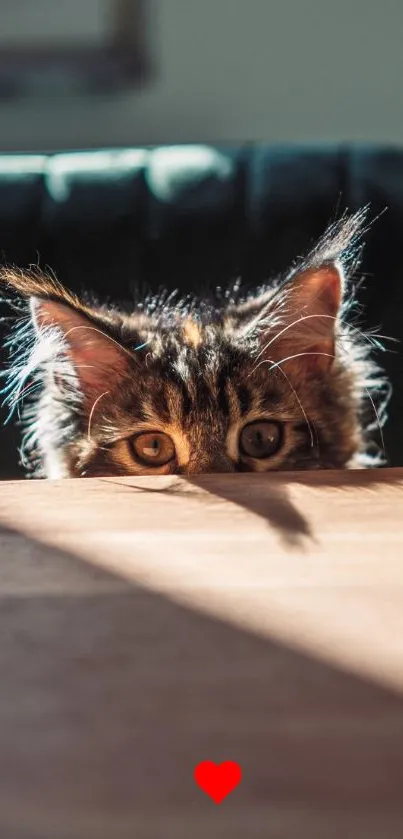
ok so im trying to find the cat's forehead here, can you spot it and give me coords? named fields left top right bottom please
left=181, top=317, right=204, bottom=349
left=140, top=318, right=227, bottom=372
left=127, top=326, right=294, bottom=431
left=108, top=307, right=333, bottom=444
left=156, top=315, right=224, bottom=347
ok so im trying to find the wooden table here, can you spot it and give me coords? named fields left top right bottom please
left=0, top=469, right=403, bottom=839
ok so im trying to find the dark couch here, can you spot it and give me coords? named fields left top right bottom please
left=1, top=144, right=402, bottom=479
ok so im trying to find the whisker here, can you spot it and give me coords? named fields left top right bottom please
left=87, top=391, right=110, bottom=443
left=261, top=350, right=337, bottom=372
left=274, top=366, right=315, bottom=449
left=364, top=387, right=385, bottom=458
left=250, top=357, right=315, bottom=448
left=62, top=325, right=149, bottom=361
left=254, top=313, right=393, bottom=363
left=255, top=349, right=387, bottom=456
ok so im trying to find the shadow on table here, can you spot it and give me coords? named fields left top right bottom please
left=0, top=522, right=403, bottom=839
left=101, top=474, right=313, bottom=548
left=101, top=466, right=402, bottom=549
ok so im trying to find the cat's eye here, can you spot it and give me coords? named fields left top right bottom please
left=131, top=432, right=175, bottom=466
left=239, top=420, right=283, bottom=459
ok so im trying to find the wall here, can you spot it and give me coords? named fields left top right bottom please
left=1, top=0, right=403, bottom=152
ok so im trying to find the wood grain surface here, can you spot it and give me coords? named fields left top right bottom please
left=0, top=469, right=403, bottom=839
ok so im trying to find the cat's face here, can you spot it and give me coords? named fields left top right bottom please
left=1, top=213, right=386, bottom=478
left=54, top=308, right=360, bottom=479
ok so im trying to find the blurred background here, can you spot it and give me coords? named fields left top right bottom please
left=1, top=0, right=403, bottom=151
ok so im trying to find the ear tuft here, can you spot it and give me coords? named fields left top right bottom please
left=1, top=266, right=81, bottom=309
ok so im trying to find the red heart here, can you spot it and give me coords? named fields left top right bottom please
left=194, top=760, right=242, bottom=804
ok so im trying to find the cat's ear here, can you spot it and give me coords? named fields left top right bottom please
left=254, top=262, right=344, bottom=377
left=30, top=296, right=131, bottom=399
left=234, top=210, right=367, bottom=378
left=1, top=268, right=131, bottom=404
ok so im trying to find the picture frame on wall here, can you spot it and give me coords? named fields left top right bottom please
left=0, top=0, right=151, bottom=98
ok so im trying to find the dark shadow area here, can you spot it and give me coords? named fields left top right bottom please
left=102, top=467, right=403, bottom=549
left=101, top=475, right=313, bottom=548
left=0, top=523, right=403, bottom=838
left=185, top=475, right=314, bottom=548
left=183, top=468, right=403, bottom=546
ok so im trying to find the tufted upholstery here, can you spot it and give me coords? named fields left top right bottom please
left=1, top=144, right=402, bottom=478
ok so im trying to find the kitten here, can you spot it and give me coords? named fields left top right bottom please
left=0, top=210, right=389, bottom=479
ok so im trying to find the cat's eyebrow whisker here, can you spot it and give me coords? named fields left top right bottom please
left=61, top=325, right=148, bottom=361
left=263, top=350, right=337, bottom=372
left=255, top=313, right=393, bottom=363
left=87, top=391, right=110, bottom=443
left=259, top=349, right=386, bottom=459
left=251, top=357, right=315, bottom=449
left=275, top=367, right=315, bottom=449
